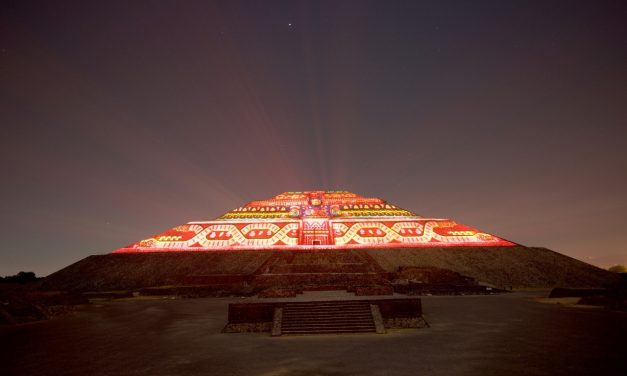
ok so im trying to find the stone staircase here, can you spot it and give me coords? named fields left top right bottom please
left=280, top=300, right=377, bottom=335
left=252, top=250, right=393, bottom=293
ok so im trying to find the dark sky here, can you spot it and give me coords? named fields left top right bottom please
left=1, top=0, right=626, bottom=276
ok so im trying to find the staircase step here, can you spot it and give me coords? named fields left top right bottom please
left=284, top=308, right=370, bottom=314
left=288, top=301, right=368, bottom=308
left=283, top=328, right=376, bottom=333
left=279, top=300, right=377, bottom=336
left=283, top=320, right=374, bottom=326
left=283, top=302, right=370, bottom=307
left=285, top=302, right=369, bottom=307
left=283, top=318, right=373, bottom=323
left=284, top=305, right=370, bottom=310
left=285, top=300, right=370, bottom=304
left=284, top=324, right=373, bottom=327
left=283, top=318, right=373, bottom=322
left=283, top=324, right=374, bottom=329
left=281, top=322, right=375, bottom=329
left=282, top=328, right=376, bottom=334
left=284, top=313, right=371, bottom=318
left=284, top=306, right=370, bottom=311
left=282, top=319, right=374, bottom=325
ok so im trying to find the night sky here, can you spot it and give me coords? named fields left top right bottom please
left=1, top=1, right=626, bottom=276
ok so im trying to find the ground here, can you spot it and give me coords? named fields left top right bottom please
left=3, top=292, right=626, bottom=376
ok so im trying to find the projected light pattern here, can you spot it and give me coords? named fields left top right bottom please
left=114, top=191, right=514, bottom=252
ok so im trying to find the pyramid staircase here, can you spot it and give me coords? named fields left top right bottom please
left=279, top=300, right=378, bottom=335
left=252, top=250, right=392, bottom=292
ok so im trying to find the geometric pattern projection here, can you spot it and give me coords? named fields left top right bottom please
left=113, top=191, right=515, bottom=253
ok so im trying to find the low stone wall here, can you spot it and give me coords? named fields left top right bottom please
left=227, top=302, right=276, bottom=323
left=376, top=298, right=422, bottom=318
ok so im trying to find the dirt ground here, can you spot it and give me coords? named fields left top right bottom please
left=3, top=292, right=626, bottom=376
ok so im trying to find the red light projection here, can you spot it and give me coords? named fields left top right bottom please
left=113, top=191, right=515, bottom=253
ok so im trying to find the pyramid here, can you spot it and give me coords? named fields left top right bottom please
left=114, top=191, right=514, bottom=253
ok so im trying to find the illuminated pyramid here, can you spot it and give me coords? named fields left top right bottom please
left=114, top=191, right=514, bottom=253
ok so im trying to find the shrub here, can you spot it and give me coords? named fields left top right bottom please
left=0, top=271, right=39, bottom=284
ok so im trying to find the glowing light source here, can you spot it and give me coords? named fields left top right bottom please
left=113, top=191, right=515, bottom=253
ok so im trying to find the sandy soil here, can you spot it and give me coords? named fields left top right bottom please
left=2, top=292, right=626, bottom=376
